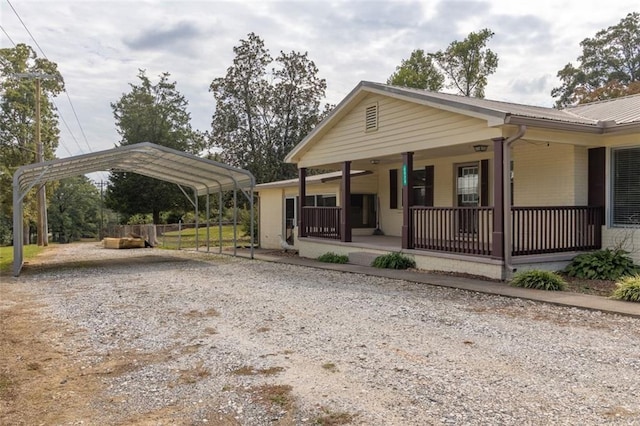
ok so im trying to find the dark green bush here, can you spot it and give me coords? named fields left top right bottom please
left=317, top=252, right=349, bottom=264
left=371, top=252, right=416, bottom=269
left=564, top=249, right=638, bottom=280
left=239, top=208, right=257, bottom=240
left=0, top=213, right=12, bottom=246
left=611, top=275, right=640, bottom=302
left=510, top=270, right=567, bottom=291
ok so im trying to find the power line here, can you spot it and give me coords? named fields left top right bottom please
left=6, top=0, right=91, bottom=151
left=63, top=90, right=93, bottom=153
left=0, top=24, right=16, bottom=46
left=57, top=139, right=73, bottom=157
left=4, top=0, right=109, bottom=181
left=52, top=103, right=87, bottom=154
left=5, top=0, right=48, bottom=59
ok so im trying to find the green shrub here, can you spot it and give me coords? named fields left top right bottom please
left=238, top=208, right=257, bottom=240
left=317, top=252, right=348, bottom=264
left=564, top=249, right=638, bottom=280
left=611, top=274, right=640, bottom=302
left=510, top=270, right=567, bottom=291
left=371, top=252, right=416, bottom=269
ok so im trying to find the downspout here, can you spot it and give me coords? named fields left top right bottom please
left=502, top=125, right=526, bottom=278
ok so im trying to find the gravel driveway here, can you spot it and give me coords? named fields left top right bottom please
left=5, top=242, right=640, bottom=425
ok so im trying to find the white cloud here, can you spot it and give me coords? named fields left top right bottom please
left=1, top=0, right=637, bottom=158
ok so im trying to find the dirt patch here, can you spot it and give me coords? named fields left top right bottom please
left=0, top=287, right=105, bottom=424
left=561, top=275, right=617, bottom=297
left=0, top=284, right=197, bottom=425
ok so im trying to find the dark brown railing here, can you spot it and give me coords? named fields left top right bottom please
left=304, top=204, right=603, bottom=257
left=302, top=206, right=341, bottom=240
left=410, top=206, right=494, bottom=256
left=511, top=206, right=603, bottom=255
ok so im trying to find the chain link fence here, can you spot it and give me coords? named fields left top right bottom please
left=106, top=222, right=252, bottom=250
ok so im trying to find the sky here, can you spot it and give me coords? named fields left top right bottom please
left=1, top=0, right=638, bottom=161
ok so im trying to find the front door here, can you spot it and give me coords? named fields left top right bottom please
left=285, top=197, right=296, bottom=244
left=456, top=164, right=479, bottom=235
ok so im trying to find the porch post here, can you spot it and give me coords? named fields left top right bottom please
left=298, top=167, right=307, bottom=238
left=401, top=152, right=414, bottom=249
left=341, top=161, right=352, bottom=242
left=492, top=137, right=505, bottom=259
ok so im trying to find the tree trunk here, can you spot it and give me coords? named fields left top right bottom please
left=23, top=221, right=30, bottom=245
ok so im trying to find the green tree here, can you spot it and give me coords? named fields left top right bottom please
left=106, top=70, right=203, bottom=224
left=430, top=28, right=498, bottom=98
left=0, top=43, right=64, bottom=242
left=387, top=49, right=445, bottom=91
left=209, top=33, right=328, bottom=184
left=48, top=176, right=100, bottom=243
left=551, top=12, right=640, bottom=107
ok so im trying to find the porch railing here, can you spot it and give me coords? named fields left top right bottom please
left=302, top=206, right=341, bottom=240
left=409, top=205, right=603, bottom=257
left=511, top=206, right=603, bottom=256
left=303, top=204, right=603, bottom=257
left=410, top=206, right=494, bottom=256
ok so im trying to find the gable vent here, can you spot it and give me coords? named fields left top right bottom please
left=365, top=103, right=378, bottom=132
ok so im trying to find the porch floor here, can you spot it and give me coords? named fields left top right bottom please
left=302, top=235, right=583, bottom=264
left=302, top=235, right=400, bottom=251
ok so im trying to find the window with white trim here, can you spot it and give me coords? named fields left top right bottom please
left=612, top=146, right=640, bottom=226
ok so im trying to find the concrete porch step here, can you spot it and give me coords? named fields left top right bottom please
left=348, top=251, right=380, bottom=267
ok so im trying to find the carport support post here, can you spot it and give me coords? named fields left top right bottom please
left=492, top=137, right=505, bottom=259
left=233, top=182, right=237, bottom=256
left=298, top=168, right=307, bottom=237
left=194, top=189, right=199, bottom=251
left=401, top=152, right=414, bottom=249
left=12, top=178, right=24, bottom=276
left=340, top=161, right=352, bottom=242
left=250, top=189, right=255, bottom=258
left=206, top=190, right=210, bottom=252
left=218, top=190, right=223, bottom=254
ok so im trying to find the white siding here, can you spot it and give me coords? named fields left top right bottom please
left=512, top=141, right=588, bottom=206
left=298, top=94, right=500, bottom=168
left=259, top=188, right=285, bottom=250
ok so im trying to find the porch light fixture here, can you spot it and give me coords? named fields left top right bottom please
left=370, top=159, right=380, bottom=164
left=473, top=144, right=488, bottom=153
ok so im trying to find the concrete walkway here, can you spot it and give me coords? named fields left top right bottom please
left=246, top=251, right=640, bottom=318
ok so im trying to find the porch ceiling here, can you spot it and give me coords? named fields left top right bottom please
left=329, top=142, right=498, bottom=170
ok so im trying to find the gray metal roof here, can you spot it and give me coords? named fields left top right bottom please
left=14, top=142, right=255, bottom=196
left=255, top=170, right=371, bottom=190
left=566, top=94, right=640, bottom=124
left=364, top=81, right=640, bottom=127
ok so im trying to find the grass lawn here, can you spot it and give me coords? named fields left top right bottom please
left=0, top=245, right=45, bottom=274
left=159, top=225, right=252, bottom=249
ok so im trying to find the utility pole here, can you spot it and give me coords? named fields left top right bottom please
left=13, top=72, right=58, bottom=246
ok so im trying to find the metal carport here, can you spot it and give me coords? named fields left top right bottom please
left=12, top=142, right=255, bottom=276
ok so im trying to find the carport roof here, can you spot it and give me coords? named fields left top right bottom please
left=14, top=142, right=255, bottom=195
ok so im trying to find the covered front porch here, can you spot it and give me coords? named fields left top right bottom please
left=295, top=138, right=606, bottom=279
